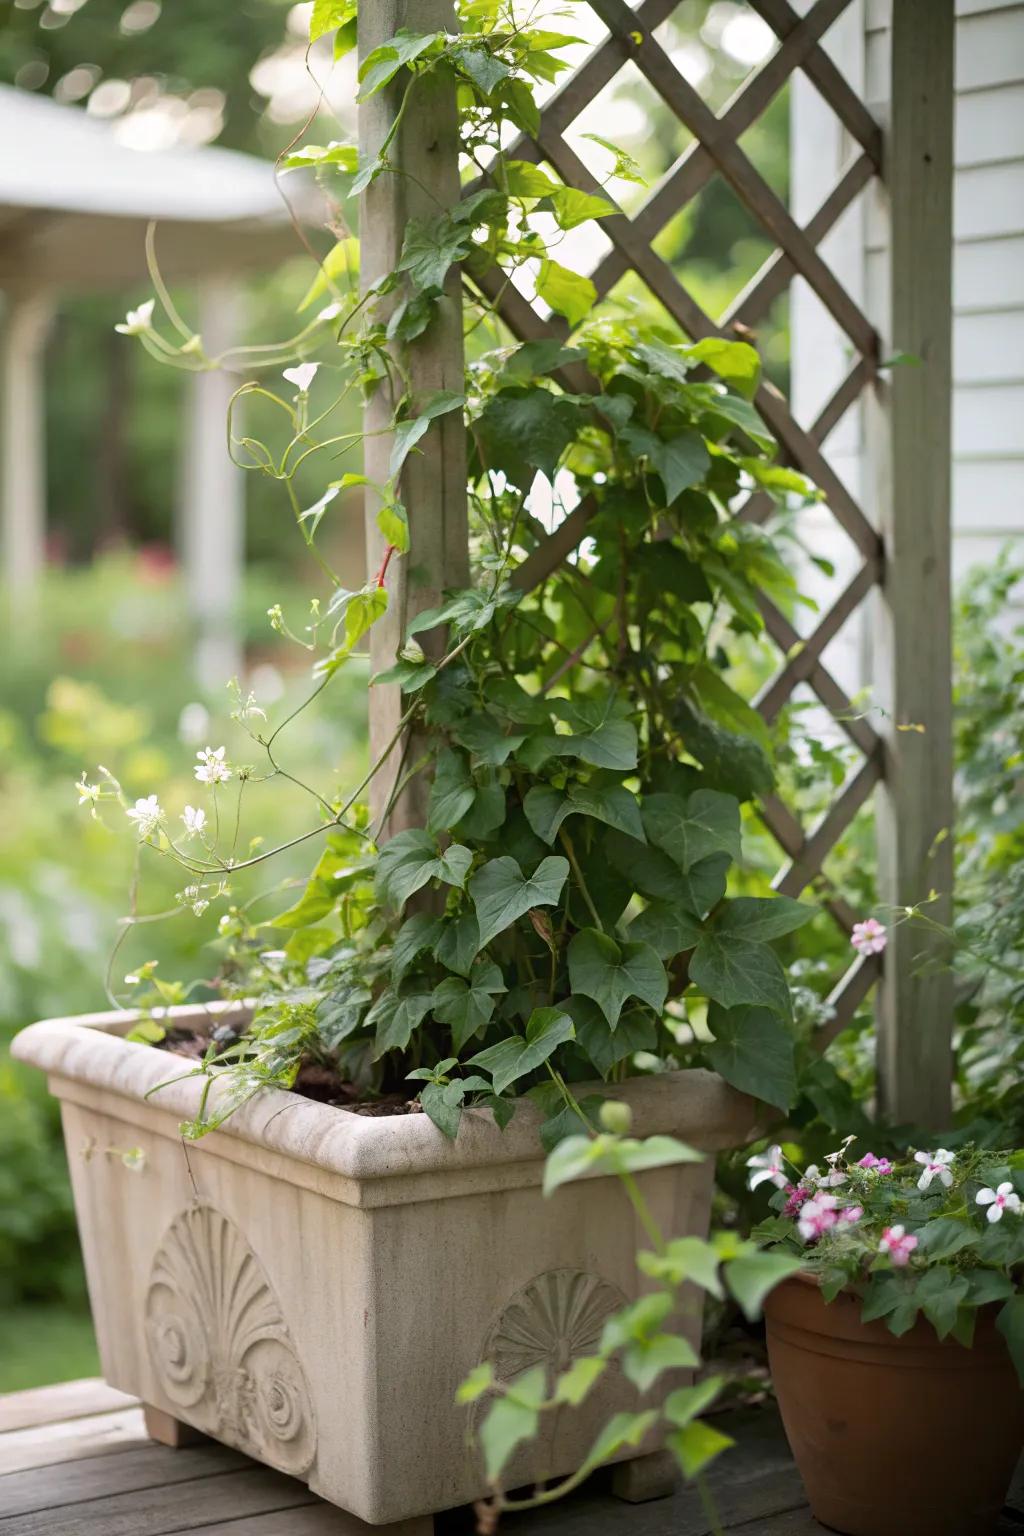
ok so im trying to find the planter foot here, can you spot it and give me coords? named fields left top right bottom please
left=143, top=1404, right=208, bottom=1449
left=611, top=1450, right=679, bottom=1503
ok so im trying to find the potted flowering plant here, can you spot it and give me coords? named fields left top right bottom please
left=750, top=1139, right=1024, bottom=1536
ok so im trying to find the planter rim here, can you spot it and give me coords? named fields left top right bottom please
left=12, top=1003, right=761, bottom=1184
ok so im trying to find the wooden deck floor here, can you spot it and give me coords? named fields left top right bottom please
left=2, top=1378, right=1023, bottom=1534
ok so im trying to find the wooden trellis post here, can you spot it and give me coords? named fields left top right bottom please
left=868, top=0, right=956, bottom=1127
left=359, top=0, right=468, bottom=835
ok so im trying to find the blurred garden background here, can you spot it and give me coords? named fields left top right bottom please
left=1, top=0, right=1021, bottom=1393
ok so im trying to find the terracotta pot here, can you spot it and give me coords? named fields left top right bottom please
left=764, top=1271, right=1024, bottom=1536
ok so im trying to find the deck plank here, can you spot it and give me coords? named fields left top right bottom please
left=0, top=1440, right=248, bottom=1519
left=0, top=1378, right=136, bottom=1434
left=0, top=1465, right=316, bottom=1536
left=0, top=1406, right=148, bottom=1475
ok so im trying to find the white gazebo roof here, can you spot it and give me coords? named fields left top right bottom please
left=0, top=84, right=322, bottom=290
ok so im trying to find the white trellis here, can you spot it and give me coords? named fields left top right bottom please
left=360, top=0, right=955, bottom=1125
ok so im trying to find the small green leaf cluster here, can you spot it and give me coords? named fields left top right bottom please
left=459, top=1110, right=802, bottom=1509
left=755, top=1140, right=1024, bottom=1380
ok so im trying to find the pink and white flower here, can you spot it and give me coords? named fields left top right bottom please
left=798, top=1193, right=840, bottom=1242
left=804, top=1162, right=847, bottom=1189
left=851, top=917, right=887, bottom=956
left=838, top=1204, right=864, bottom=1225
left=194, top=746, right=231, bottom=786
left=878, top=1225, right=918, bottom=1266
left=857, top=1153, right=893, bottom=1174
left=914, top=1148, right=955, bottom=1191
left=976, top=1182, right=1022, bottom=1223
left=746, top=1144, right=788, bottom=1192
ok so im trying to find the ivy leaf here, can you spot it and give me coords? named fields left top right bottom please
left=916, top=1267, right=969, bottom=1341
left=536, top=258, right=596, bottom=328
left=453, top=713, right=527, bottom=765
left=543, top=1132, right=703, bottom=1195
left=716, top=897, right=815, bottom=943
left=281, top=140, right=358, bottom=174
left=468, top=1007, right=575, bottom=1094
left=390, top=391, right=465, bottom=478
left=641, top=790, right=741, bottom=872
left=451, top=42, right=510, bottom=94
left=690, top=935, right=792, bottom=1021
left=455, top=770, right=506, bottom=839
left=628, top=902, right=702, bottom=960
left=479, top=1364, right=546, bottom=1482
left=367, top=986, right=434, bottom=1057
left=554, top=1356, right=607, bottom=1407
left=608, top=835, right=730, bottom=918
left=523, top=781, right=645, bottom=846
left=427, top=748, right=476, bottom=833
left=357, top=29, right=442, bottom=100
left=469, top=855, right=569, bottom=950
left=724, top=1250, right=803, bottom=1321
left=577, top=1411, right=661, bottom=1480
left=918, top=1216, right=977, bottom=1262
left=310, top=0, right=356, bottom=44
left=549, top=694, right=638, bottom=770
left=704, top=1004, right=796, bottom=1111
left=668, top=1420, right=735, bottom=1479
left=396, top=214, right=474, bottom=294
left=542, top=186, right=616, bottom=230
left=649, top=430, right=711, bottom=505
left=475, top=388, right=582, bottom=485
left=565, top=996, right=657, bottom=1078
left=419, top=1080, right=465, bottom=1139
left=433, top=911, right=481, bottom=977
left=376, top=499, right=409, bottom=553
left=376, top=829, right=472, bottom=907
left=683, top=337, right=762, bottom=400
left=622, top=1333, right=698, bottom=1392
left=431, top=960, right=507, bottom=1053
left=502, top=159, right=559, bottom=197
left=316, top=982, right=372, bottom=1048
left=568, top=929, right=668, bottom=1029
left=391, top=912, right=445, bottom=984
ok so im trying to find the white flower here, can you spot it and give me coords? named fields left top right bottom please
left=798, top=1193, right=840, bottom=1242
left=181, top=805, right=207, bottom=838
left=804, top=1162, right=847, bottom=1189
left=194, top=746, right=231, bottom=785
left=115, top=299, right=155, bottom=336
left=976, top=1182, right=1022, bottom=1223
left=283, top=362, right=319, bottom=393
left=746, top=1144, right=788, bottom=1192
left=914, top=1148, right=955, bottom=1190
left=76, top=776, right=100, bottom=807
left=126, top=795, right=164, bottom=837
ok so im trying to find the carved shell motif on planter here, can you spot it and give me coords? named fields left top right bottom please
left=145, top=1203, right=316, bottom=1475
left=483, top=1268, right=627, bottom=1383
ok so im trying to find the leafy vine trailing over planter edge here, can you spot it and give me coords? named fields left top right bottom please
left=86, top=0, right=826, bottom=1144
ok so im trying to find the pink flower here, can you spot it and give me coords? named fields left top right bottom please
left=838, top=1205, right=863, bottom=1225
left=783, top=1183, right=812, bottom=1218
left=798, top=1193, right=840, bottom=1243
left=851, top=918, right=887, bottom=956
left=879, top=1225, right=918, bottom=1266
left=857, top=1153, right=893, bottom=1174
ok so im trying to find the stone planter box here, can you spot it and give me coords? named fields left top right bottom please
left=13, top=1004, right=758, bottom=1531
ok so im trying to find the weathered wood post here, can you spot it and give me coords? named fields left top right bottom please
left=868, top=0, right=956, bottom=1127
left=359, top=1, right=468, bottom=835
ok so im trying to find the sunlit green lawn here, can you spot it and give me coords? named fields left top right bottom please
left=1, top=1306, right=99, bottom=1393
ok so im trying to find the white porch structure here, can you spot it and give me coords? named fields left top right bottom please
left=0, top=84, right=312, bottom=684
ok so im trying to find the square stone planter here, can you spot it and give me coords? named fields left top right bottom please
left=13, top=1004, right=758, bottom=1531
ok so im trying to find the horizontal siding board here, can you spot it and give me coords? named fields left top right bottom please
left=954, top=309, right=1024, bottom=381
left=954, top=382, right=1024, bottom=455
left=953, top=459, right=1024, bottom=529
left=956, top=8, right=1024, bottom=90
left=956, top=83, right=1024, bottom=165
left=954, top=235, right=1024, bottom=307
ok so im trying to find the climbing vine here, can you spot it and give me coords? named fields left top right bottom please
left=88, top=0, right=823, bottom=1144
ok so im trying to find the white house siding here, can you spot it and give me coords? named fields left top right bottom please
left=790, top=0, right=1024, bottom=690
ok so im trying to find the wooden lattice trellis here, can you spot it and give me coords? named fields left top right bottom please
left=360, top=0, right=956, bottom=1125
